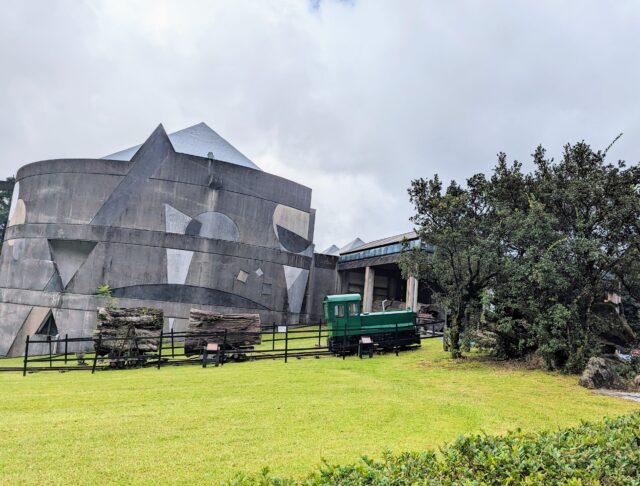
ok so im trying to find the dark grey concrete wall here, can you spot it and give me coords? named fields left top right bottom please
left=0, top=125, right=321, bottom=356
left=306, top=253, right=339, bottom=323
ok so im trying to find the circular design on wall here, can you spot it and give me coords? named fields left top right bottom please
left=185, top=211, right=240, bottom=242
left=8, top=199, right=26, bottom=227
left=272, top=204, right=311, bottom=253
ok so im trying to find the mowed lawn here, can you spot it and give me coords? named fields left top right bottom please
left=0, top=339, right=637, bottom=485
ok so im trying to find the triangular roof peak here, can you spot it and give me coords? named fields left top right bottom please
left=339, top=238, right=366, bottom=254
left=103, top=122, right=261, bottom=171
left=321, top=244, right=340, bottom=256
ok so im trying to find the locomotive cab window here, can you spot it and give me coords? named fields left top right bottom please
left=348, top=302, right=359, bottom=316
left=334, top=304, right=345, bottom=318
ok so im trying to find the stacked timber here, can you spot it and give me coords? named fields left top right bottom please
left=184, top=309, right=261, bottom=356
left=93, top=307, right=163, bottom=356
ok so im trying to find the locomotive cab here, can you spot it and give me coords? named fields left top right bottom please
left=323, top=294, right=361, bottom=324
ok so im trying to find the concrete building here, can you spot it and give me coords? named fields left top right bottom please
left=0, top=123, right=431, bottom=357
left=334, top=231, right=433, bottom=313
left=0, top=123, right=337, bottom=356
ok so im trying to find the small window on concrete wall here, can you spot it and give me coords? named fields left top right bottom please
left=334, top=304, right=345, bottom=318
left=36, top=311, right=58, bottom=336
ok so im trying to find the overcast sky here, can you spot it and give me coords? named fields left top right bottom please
left=1, top=0, right=639, bottom=250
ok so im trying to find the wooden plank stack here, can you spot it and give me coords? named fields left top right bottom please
left=184, top=309, right=261, bottom=356
left=94, top=307, right=163, bottom=356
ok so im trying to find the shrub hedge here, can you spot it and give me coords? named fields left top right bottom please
left=226, top=412, right=640, bottom=485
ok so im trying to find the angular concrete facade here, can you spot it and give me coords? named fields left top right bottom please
left=0, top=123, right=334, bottom=356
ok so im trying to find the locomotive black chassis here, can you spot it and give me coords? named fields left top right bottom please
left=328, top=329, right=420, bottom=354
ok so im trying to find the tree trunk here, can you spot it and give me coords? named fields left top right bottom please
left=449, top=309, right=464, bottom=358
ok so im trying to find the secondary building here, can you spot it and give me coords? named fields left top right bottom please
left=328, top=232, right=433, bottom=313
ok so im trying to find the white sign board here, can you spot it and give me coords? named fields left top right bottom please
left=277, top=326, right=288, bottom=333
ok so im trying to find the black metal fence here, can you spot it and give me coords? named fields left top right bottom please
left=1, top=320, right=443, bottom=375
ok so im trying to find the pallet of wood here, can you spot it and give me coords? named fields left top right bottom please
left=93, top=307, right=163, bottom=357
left=184, top=309, right=261, bottom=356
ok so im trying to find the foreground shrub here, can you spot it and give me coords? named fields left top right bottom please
left=226, top=412, right=640, bottom=485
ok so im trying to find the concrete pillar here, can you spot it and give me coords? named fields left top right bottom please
left=405, top=276, right=418, bottom=311
left=339, top=271, right=349, bottom=294
left=362, top=266, right=375, bottom=313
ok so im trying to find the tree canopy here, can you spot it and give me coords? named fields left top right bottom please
left=401, top=141, right=640, bottom=371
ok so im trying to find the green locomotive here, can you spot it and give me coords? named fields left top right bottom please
left=323, top=294, right=421, bottom=353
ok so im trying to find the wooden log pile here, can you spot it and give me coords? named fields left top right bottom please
left=94, top=307, right=163, bottom=356
left=184, top=309, right=261, bottom=356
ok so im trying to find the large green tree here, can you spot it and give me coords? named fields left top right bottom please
left=399, top=173, right=504, bottom=358
left=403, top=141, right=640, bottom=370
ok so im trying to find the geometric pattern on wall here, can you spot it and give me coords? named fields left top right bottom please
left=0, top=304, right=33, bottom=356
left=164, top=204, right=192, bottom=234
left=273, top=204, right=310, bottom=254
left=8, top=199, right=26, bottom=227
left=43, top=269, right=64, bottom=292
left=6, top=306, right=52, bottom=357
left=275, top=225, right=310, bottom=253
left=110, top=284, right=269, bottom=310
left=92, top=125, right=173, bottom=227
left=166, top=249, right=194, bottom=285
left=165, top=205, right=241, bottom=243
left=283, top=265, right=309, bottom=314
left=185, top=211, right=240, bottom=242
left=7, top=181, right=19, bottom=222
left=35, top=309, right=58, bottom=335
left=48, top=240, right=97, bottom=289
left=7, top=181, right=25, bottom=227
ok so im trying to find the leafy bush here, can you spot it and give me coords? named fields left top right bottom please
left=95, top=284, right=113, bottom=297
left=226, top=412, right=640, bottom=485
left=95, top=283, right=118, bottom=309
left=613, top=356, right=640, bottom=381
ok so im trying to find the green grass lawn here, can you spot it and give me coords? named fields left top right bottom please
left=0, top=339, right=637, bottom=485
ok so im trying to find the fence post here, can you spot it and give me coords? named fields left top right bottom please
left=23, top=335, right=30, bottom=377
left=92, top=334, right=102, bottom=374
left=171, top=328, right=175, bottom=358
left=272, top=322, right=276, bottom=351
left=157, top=329, right=164, bottom=370
left=48, top=335, right=53, bottom=368
left=284, top=325, right=289, bottom=363
left=317, top=320, right=322, bottom=348
left=202, top=344, right=207, bottom=368
left=342, top=322, right=347, bottom=360
left=395, top=323, right=399, bottom=356
left=221, top=329, right=228, bottom=366
left=64, top=333, right=68, bottom=364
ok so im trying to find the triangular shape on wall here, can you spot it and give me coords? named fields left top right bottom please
left=164, top=204, right=192, bottom=234
left=166, top=248, right=194, bottom=285
left=48, top=240, right=97, bottom=289
left=91, top=124, right=174, bottom=227
left=283, top=265, right=310, bottom=315
left=35, top=310, right=58, bottom=336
